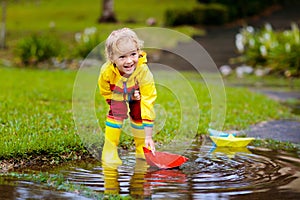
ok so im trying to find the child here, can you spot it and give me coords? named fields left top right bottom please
left=98, top=28, right=157, bottom=165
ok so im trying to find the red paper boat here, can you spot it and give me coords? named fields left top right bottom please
left=143, top=147, right=189, bottom=169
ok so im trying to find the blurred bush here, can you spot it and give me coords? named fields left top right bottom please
left=164, top=8, right=199, bottom=26
left=165, top=3, right=228, bottom=26
left=197, top=0, right=281, bottom=20
left=234, top=23, right=300, bottom=77
left=197, top=3, right=228, bottom=25
left=16, top=34, right=63, bottom=66
left=165, top=0, right=282, bottom=27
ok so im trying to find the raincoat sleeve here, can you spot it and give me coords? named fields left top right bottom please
left=139, top=65, right=157, bottom=127
left=98, top=63, right=112, bottom=102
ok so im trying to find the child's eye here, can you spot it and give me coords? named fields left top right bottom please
left=119, top=56, right=125, bottom=59
left=131, top=52, right=137, bottom=56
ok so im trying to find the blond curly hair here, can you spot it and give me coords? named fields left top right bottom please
left=105, top=28, right=144, bottom=62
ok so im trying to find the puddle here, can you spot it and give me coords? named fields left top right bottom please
left=1, top=138, right=300, bottom=199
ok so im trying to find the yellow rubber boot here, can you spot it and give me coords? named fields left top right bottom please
left=102, top=126, right=122, bottom=165
left=131, top=126, right=146, bottom=159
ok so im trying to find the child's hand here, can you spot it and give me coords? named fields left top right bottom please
left=132, top=90, right=141, bottom=100
left=145, top=136, right=156, bottom=155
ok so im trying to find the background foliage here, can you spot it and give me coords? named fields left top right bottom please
left=235, top=23, right=300, bottom=76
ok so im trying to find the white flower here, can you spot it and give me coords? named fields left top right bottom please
left=283, top=30, right=290, bottom=37
left=75, top=33, right=82, bottom=42
left=249, top=38, right=255, bottom=47
left=84, top=27, right=97, bottom=35
left=241, top=65, right=253, bottom=74
left=285, top=43, right=291, bottom=52
left=263, top=33, right=271, bottom=42
left=264, top=23, right=272, bottom=31
left=235, top=33, right=244, bottom=53
left=291, top=23, right=300, bottom=44
left=260, top=45, right=267, bottom=57
left=235, top=65, right=253, bottom=78
left=246, top=26, right=254, bottom=34
left=236, top=67, right=244, bottom=78
left=291, top=22, right=299, bottom=32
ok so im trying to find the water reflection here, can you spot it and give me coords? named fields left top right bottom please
left=210, top=146, right=252, bottom=158
left=101, top=158, right=150, bottom=197
left=129, top=158, right=149, bottom=198
left=100, top=156, right=188, bottom=199
left=144, top=168, right=188, bottom=199
left=102, top=163, right=119, bottom=195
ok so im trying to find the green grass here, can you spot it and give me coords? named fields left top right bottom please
left=187, top=73, right=295, bottom=130
left=7, top=0, right=198, bottom=31
left=0, top=67, right=296, bottom=160
left=0, top=67, right=84, bottom=159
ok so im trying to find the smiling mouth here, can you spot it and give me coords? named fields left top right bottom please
left=124, top=64, right=134, bottom=69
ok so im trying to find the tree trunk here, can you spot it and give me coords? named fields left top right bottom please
left=98, top=0, right=117, bottom=23
left=0, top=0, right=7, bottom=49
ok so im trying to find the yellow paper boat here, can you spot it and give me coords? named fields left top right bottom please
left=210, top=134, right=254, bottom=147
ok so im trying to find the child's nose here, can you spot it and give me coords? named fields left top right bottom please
left=125, top=56, right=133, bottom=63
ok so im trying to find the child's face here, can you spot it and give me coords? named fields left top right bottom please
left=113, top=49, right=139, bottom=76
left=113, top=39, right=139, bottom=75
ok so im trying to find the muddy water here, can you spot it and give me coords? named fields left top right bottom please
left=1, top=138, right=300, bottom=199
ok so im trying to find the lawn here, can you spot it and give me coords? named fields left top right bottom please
left=0, top=67, right=83, bottom=160
left=0, top=66, right=295, bottom=160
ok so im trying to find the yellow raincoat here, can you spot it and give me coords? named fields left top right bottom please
left=98, top=52, right=157, bottom=126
